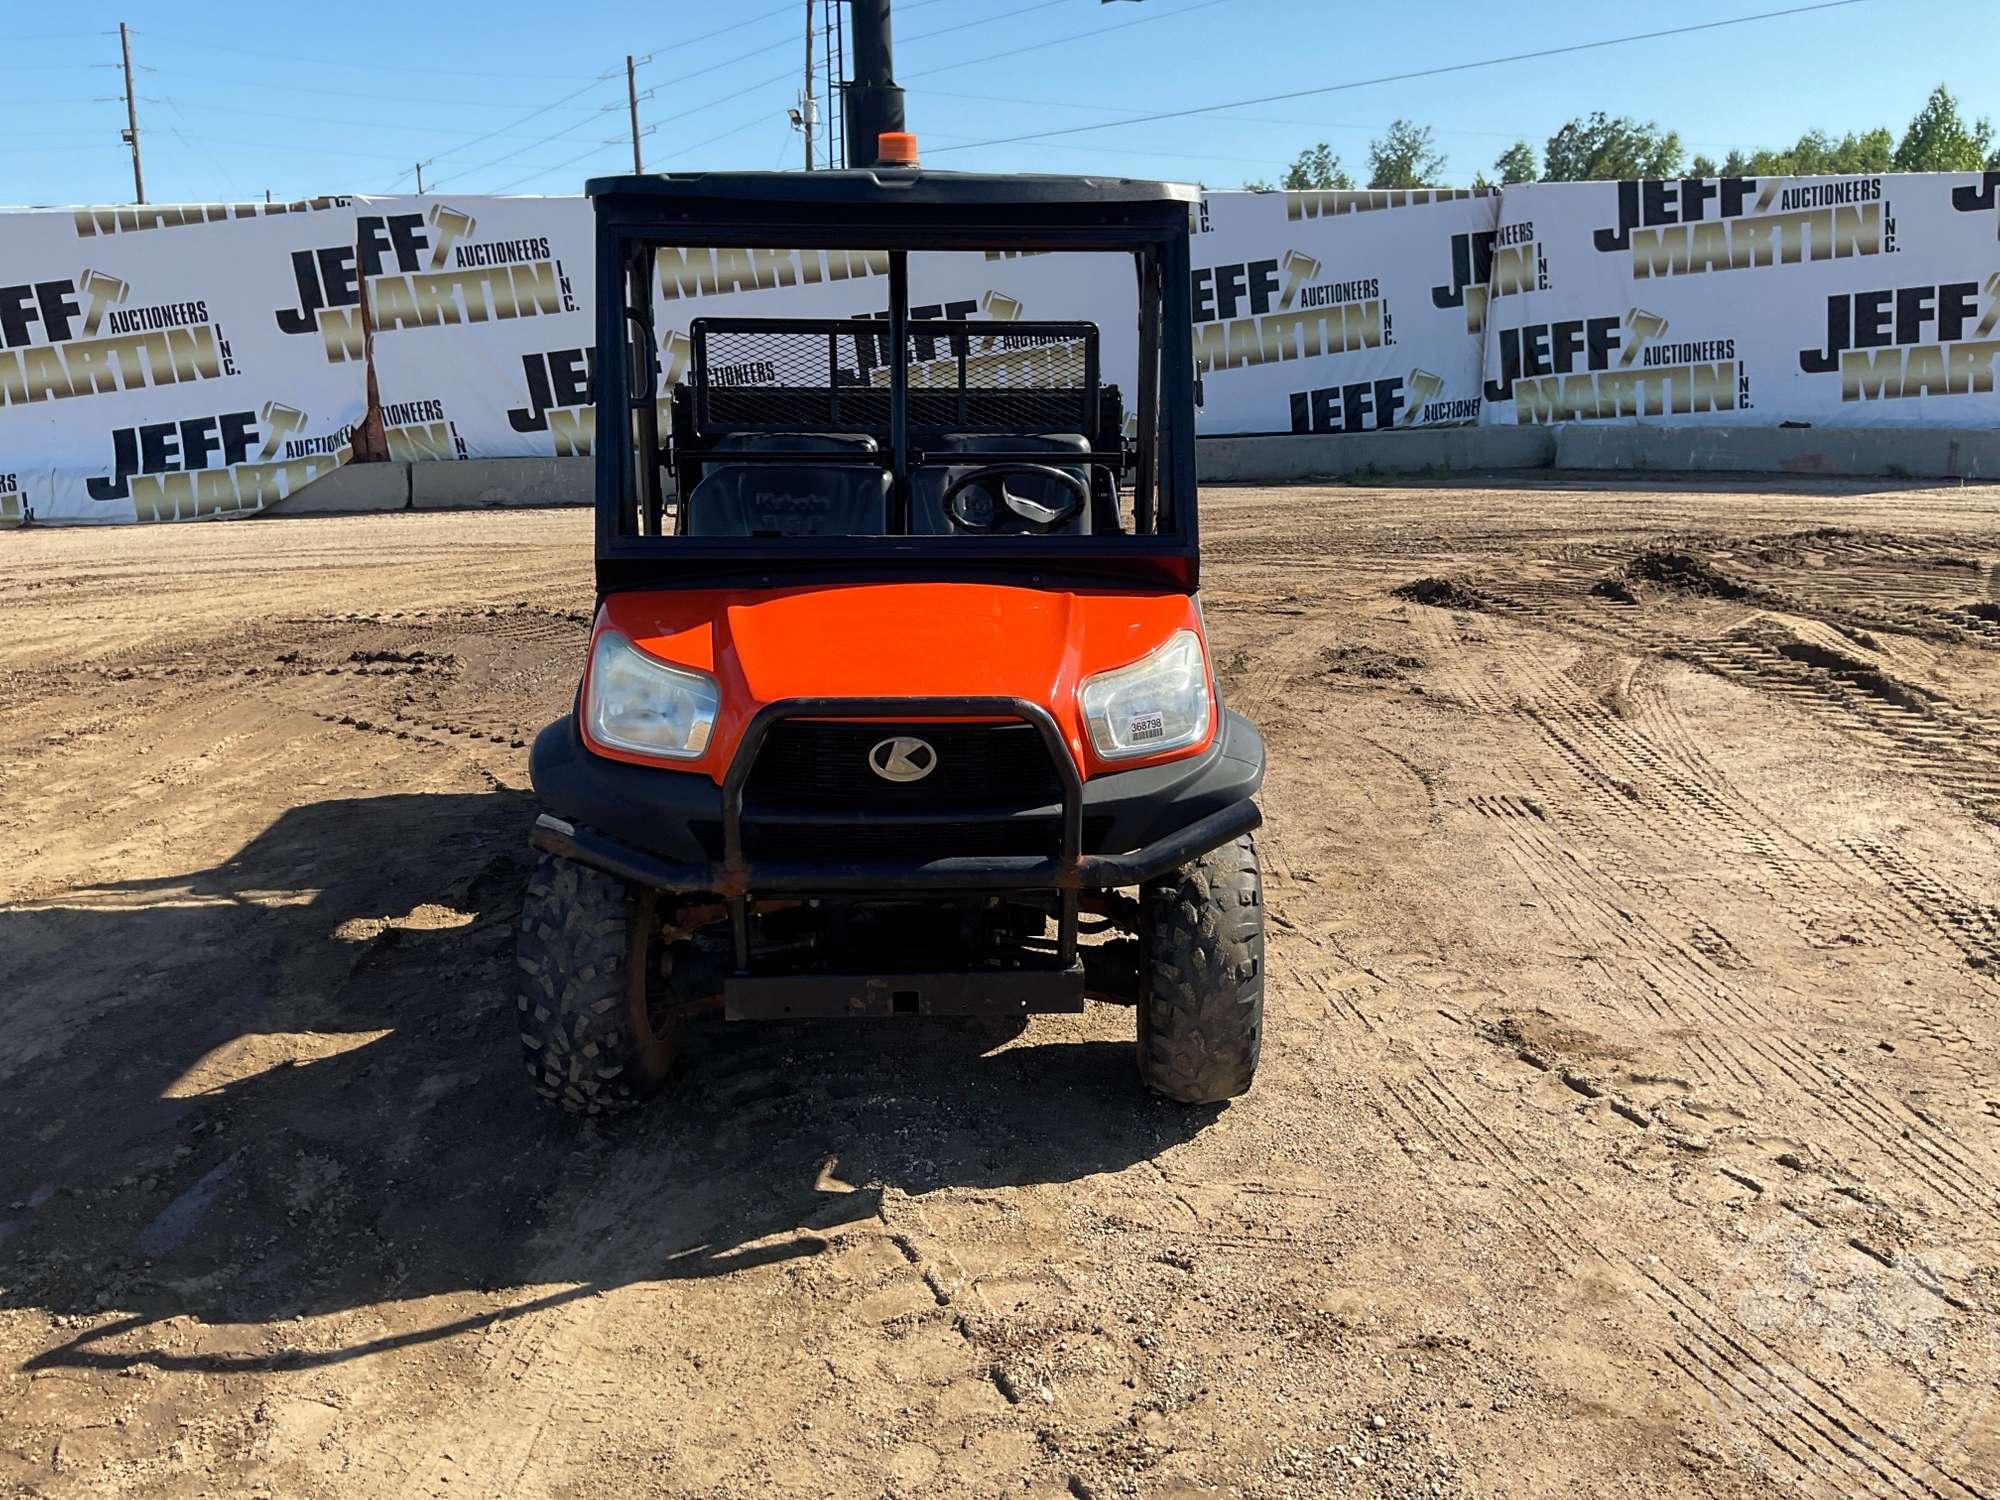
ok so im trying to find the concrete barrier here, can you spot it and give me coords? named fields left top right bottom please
left=411, top=457, right=593, bottom=508
left=264, top=424, right=1996, bottom=521
left=272, top=462, right=410, bottom=515
left=1197, top=427, right=1554, bottom=482
left=1552, top=426, right=2000, bottom=481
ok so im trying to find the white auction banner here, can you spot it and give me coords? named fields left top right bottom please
left=1479, top=172, right=2000, bottom=428
left=369, top=189, right=1503, bottom=457
left=366, top=195, right=1142, bottom=463
left=1187, top=187, right=1498, bottom=435
left=360, top=194, right=594, bottom=463
left=13, top=172, right=1998, bottom=524
left=0, top=198, right=369, bottom=524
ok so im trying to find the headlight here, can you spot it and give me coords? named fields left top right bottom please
left=1079, top=630, right=1211, bottom=761
left=584, top=632, right=718, bottom=760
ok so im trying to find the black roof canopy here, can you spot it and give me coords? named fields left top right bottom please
left=585, top=169, right=1197, bottom=245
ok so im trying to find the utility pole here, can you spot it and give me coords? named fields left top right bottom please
left=627, top=54, right=643, bottom=173
left=118, top=21, right=144, bottom=204
left=414, top=162, right=425, bottom=193
left=802, top=0, right=815, bottom=171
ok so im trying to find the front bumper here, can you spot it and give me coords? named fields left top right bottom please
left=528, top=701, right=1264, bottom=894
left=529, top=695, right=1263, bottom=974
left=531, top=795, right=1260, bottom=896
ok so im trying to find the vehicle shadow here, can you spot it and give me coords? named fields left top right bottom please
left=1, top=790, right=1213, bottom=1375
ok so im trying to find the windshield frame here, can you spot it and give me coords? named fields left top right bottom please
left=591, top=200, right=1197, bottom=596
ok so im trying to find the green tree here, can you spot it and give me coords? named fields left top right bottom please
left=1542, top=112, right=1684, bottom=181
left=1244, top=141, right=1352, bottom=193
left=1367, top=119, right=1446, bottom=188
left=1892, top=85, right=1994, bottom=171
left=1742, top=127, right=1893, bottom=176
left=1493, top=140, right=1538, bottom=185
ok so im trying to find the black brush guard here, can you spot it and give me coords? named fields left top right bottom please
left=528, top=695, right=1261, bottom=1018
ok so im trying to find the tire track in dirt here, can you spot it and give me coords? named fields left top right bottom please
left=1844, top=838, right=2000, bottom=983
left=1214, top=615, right=1331, bottom=722
left=1213, top=613, right=1341, bottom=899
left=1392, top=604, right=2000, bottom=1227
left=1437, top=597, right=2000, bottom=1016
left=1470, top=751, right=2000, bottom=1229
left=1627, top=673, right=2000, bottom=1023
left=1429, top=541, right=2000, bottom=824
left=1380, top=1060, right=1994, bottom=1500
left=1674, top=632, right=2000, bottom=821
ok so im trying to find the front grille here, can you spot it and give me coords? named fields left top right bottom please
left=742, top=816, right=1058, bottom=862
left=744, top=720, right=1063, bottom=812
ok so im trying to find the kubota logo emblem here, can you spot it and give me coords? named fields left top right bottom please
left=868, top=736, right=937, bottom=783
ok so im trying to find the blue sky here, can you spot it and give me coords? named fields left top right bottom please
left=6, top=0, right=1993, bottom=206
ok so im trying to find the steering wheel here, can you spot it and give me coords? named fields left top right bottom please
left=942, top=463, right=1088, bottom=534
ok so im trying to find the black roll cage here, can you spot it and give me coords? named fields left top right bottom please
left=586, top=172, right=1200, bottom=595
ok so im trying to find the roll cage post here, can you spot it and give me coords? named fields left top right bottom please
left=626, top=249, right=662, bottom=537
left=887, top=248, right=911, bottom=533
left=1135, top=245, right=1160, bottom=537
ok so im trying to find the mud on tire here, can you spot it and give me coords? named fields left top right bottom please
left=515, top=852, right=664, bottom=1117
left=1138, top=832, right=1264, bottom=1104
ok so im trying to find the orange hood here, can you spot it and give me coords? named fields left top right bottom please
left=588, top=582, right=1211, bottom=783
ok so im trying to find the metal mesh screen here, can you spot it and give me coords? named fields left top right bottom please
left=693, top=318, right=1096, bottom=434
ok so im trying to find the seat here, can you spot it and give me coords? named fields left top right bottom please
left=684, top=432, right=889, bottom=538
left=911, top=433, right=1094, bottom=536
left=684, top=434, right=888, bottom=540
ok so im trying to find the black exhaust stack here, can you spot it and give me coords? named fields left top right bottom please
left=844, top=0, right=908, bottom=168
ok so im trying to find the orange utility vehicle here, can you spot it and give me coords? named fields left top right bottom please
left=517, top=20, right=1263, bottom=1114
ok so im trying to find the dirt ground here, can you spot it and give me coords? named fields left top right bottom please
left=3, top=476, right=1998, bottom=1499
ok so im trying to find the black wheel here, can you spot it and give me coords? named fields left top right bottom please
left=1137, top=832, right=1264, bottom=1104
left=515, top=853, right=675, bottom=1116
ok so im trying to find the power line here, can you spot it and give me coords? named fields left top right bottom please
left=131, top=30, right=606, bottom=80
left=438, top=11, right=815, bottom=190
left=650, top=66, right=799, bottom=132
left=926, top=0, right=1876, bottom=154
left=659, top=109, right=788, bottom=164
left=908, top=89, right=1780, bottom=167
left=494, top=0, right=1099, bottom=191
left=629, top=2, right=800, bottom=63
left=432, top=105, right=629, bottom=189
left=407, top=73, right=627, bottom=187
left=155, top=90, right=245, bottom=197
left=485, top=73, right=797, bottom=194
left=140, top=97, right=627, bottom=143
left=917, top=129, right=1276, bottom=169
left=897, top=0, right=1071, bottom=47
left=140, top=66, right=617, bottom=109
left=903, top=0, right=1231, bottom=80
left=158, top=135, right=435, bottom=164
left=488, top=139, right=629, bottom=196
left=486, top=93, right=810, bottom=196
left=908, top=87, right=1547, bottom=142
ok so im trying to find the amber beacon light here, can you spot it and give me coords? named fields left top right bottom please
left=876, top=131, right=919, bottom=166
